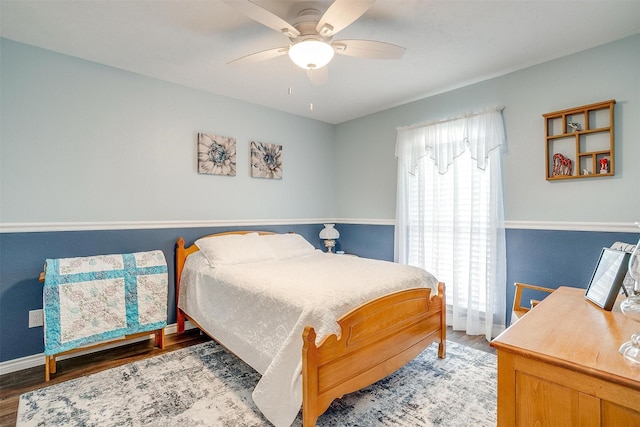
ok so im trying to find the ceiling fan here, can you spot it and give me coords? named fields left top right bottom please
left=224, top=0, right=406, bottom=85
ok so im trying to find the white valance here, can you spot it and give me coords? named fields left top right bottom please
left=396, top=106, right=505, bottom=174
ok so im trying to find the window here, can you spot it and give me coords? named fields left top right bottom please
left=395, top=107, right=506, bottom=339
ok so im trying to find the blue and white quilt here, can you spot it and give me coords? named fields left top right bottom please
left=43, top=250, right=168, bottom=355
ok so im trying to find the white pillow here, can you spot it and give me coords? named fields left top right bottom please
left=195, top=233, right=277, bottom=266
left=261, top=233, right=317, bottom=260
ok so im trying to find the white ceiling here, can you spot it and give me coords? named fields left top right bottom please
left=1, top=0, right=639, bottom=124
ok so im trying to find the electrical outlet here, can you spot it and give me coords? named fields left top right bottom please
left=29, top=309, right=44, bottom=328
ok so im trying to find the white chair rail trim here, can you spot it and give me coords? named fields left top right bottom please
left=0, top=219, right=331, bottom=233
left=505, top=221, right=638, bottom=233
left=0, top=219, right=638, bottom=233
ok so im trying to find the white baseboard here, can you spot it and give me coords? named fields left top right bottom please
left=0, top=322, right=197, bottom=376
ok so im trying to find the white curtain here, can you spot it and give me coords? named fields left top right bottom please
left=395, top=107, right=506, bottom=340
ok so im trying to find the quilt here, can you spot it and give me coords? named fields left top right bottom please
left=179, top=251, right=439, bottom=426
left=43, top=250, right=168, bottom=355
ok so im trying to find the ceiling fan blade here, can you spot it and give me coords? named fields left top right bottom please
left=224, top=0, right=300, bottom=37
left=332, top=39, right=406, bottom=59
left=316, top=0, right=375, bottom=37
left=306, top=67, right=328, bottom=86
left=227, top=46, right=289, bottom=66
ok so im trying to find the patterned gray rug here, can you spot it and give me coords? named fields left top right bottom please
left=17, top=340, right=496, bottom=426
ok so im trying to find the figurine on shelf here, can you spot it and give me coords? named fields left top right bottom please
left=568, top=121, right=581, bottom=132
left=553, top=153, right=573, bottom=176
left=600, top=158, right=609, bottom=174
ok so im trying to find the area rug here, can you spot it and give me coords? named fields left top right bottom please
left=17, top=340, right=496, bottom=426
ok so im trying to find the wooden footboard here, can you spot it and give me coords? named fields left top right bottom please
left=302, top=283, right=446, bottom=427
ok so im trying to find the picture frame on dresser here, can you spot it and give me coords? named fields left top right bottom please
left=584, top=248, right=631, bottom=311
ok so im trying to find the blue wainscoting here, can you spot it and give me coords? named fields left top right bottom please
left=331, top=223, right=395, bottom=261
left=0, top=224, right=326, bottom=362
left=505, top=228, right=639, bottom=325
left=0, top=223, right=638, bottom=364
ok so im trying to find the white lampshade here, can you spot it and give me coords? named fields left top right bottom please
left=319, top=224, right=340, bottom=239
left=289, top=40, right=334, bottom=70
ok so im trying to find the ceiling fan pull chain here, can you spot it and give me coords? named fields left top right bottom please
left=287, top=59, right=293, bottom=96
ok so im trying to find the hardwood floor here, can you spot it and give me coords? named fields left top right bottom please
left=0, top=327, right=494, bottom=426
left=0, top=329, right=210, bottom=427
left=447, top=327, right=497, bottom=355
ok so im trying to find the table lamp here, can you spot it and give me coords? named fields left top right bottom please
left=319, top=224, right=339, bottom=253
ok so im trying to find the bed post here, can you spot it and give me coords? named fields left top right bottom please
left=437, top=282, right=446, bottom=358
left=301, top=326, right=320, bottom=427
left=175, top=237, right=186, bottom=334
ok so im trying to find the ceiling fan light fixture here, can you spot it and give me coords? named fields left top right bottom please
left=288, top=40, right=334, bottom=70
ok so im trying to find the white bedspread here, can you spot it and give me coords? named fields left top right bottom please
left=179, top=251, right=438, bottom=427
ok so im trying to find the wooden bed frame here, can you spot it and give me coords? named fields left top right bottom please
left=175, top=231, right=446, bottom=427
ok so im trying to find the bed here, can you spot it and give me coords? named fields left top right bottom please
left=175, top=231, right=446, bottom=427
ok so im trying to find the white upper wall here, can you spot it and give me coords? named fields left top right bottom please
left=2, top=36, right=639, bottom=227
left=0, top=39, right=336, bottom=224
left=334, top=35, right=640, bottom=224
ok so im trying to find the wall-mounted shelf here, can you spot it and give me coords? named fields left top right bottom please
left=543, top=99, right=615, bottom=181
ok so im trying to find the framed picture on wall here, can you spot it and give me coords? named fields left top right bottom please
left=250, top=141, right=282, bottom=179
left=584, top=248, right=631, bottom=311
left=198, top=133, right=237, bottom=176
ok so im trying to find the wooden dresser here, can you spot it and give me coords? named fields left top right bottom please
left=491, top=286, right=640, bottom=426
